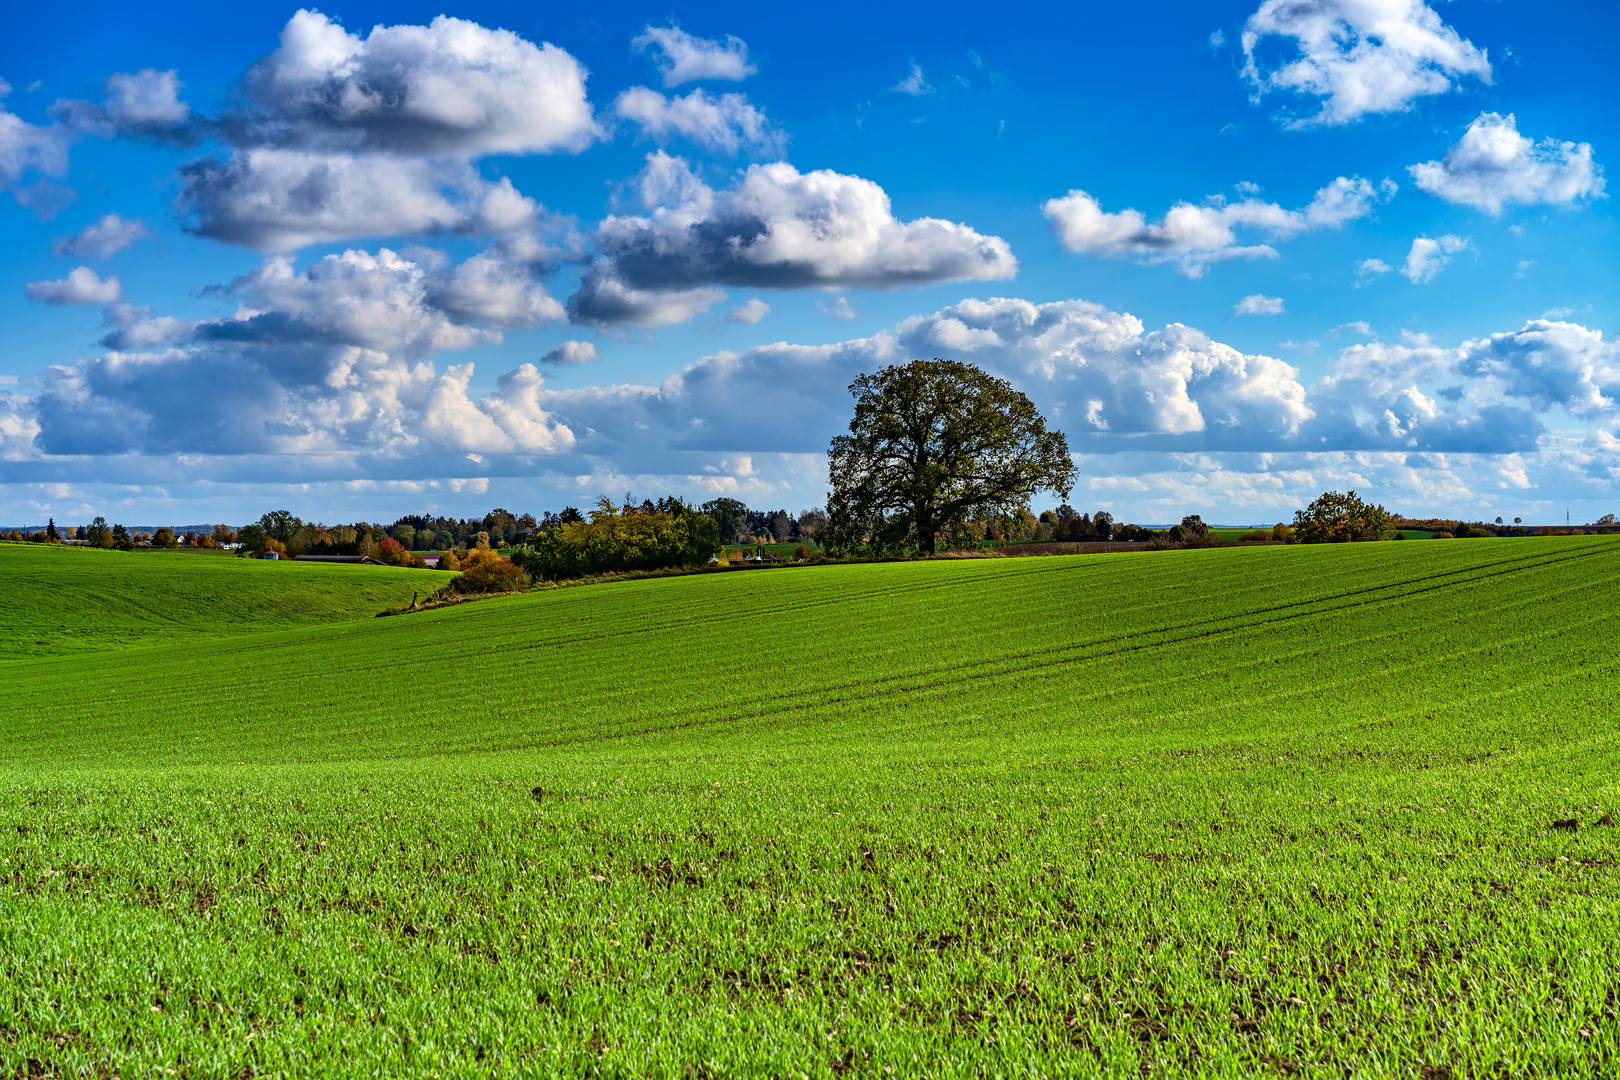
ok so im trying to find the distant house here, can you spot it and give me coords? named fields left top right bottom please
left=261, top=551, right=280, bottom=560
left=292, top=555, right=385, bottom=565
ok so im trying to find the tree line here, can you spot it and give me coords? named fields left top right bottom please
left=8, top=361, right=1610, bottom=568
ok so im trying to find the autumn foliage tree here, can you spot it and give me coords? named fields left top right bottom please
left=823, top=359, right=1076, bottom=556
left=1289, top=490, right=1392, bottom=543
left=510, top=496, right=721, bottom=581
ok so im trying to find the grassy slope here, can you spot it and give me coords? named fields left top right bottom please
left=2, top=538, right=1618, bottom=1077
left=0, top=543, right=451, bottom=659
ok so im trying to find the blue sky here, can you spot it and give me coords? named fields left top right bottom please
left=2, top=0, right=1616, bottom=527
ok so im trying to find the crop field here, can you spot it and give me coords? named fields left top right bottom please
left=2, top=537, right=1618, bottom=1077
left=0, top=544, right=450, bottom=659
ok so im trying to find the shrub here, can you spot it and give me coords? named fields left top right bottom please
left=447, top=550, right=529, bottom=594
left=373, top=537, right=416, bottom=567
left=794, top=545, right=810, bottom=561
left=438, top=549, right=461, bottom=572
left=1289, top=491, right=1391, bottom=543
left=1271, top=523, right=1292, bottom=542
left=1431, top=530, right=1454, bottom=539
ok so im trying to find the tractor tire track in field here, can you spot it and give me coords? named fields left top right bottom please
left=433, top=541, right=1615, bottom=753
left=500, top=542, right=1618, bottom=752
left=501, top=543, right=1437, bottom=657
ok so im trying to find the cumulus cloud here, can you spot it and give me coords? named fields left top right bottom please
left=725, top=298, right=770, bottom=324
left=174, top=11, right=597, bottom=251
left=1409, top=112, right=1605, bottom=215
left=4, top=70, right=194, bottom=210
left=1312, top=318, right=1620, bottom=453
left=26, top=266, right=122, bottom=305
left=231, top=10, right=596, bottom=156
left=51, top=68, right=191, bottom=139
left=540, top=340, right=601, bottom=365
left=54, top=213, right=148, bottom=259
left=0, top=81, right=70, bottom=195
left=1235, top=293, right=1285, bottom=316
left=12, top=244, right=576, bottom=462
left=1241, top=0, right=1492, bottom=126
left=547, top=301, right=1620, bottom=468
left=179, top=152, right=551, bottom=252
left=569, top=152, right=1016, bottom=325
left=96, top=245, right=561, bottom=358
left=632, top=25, right=757, bottom=87
left=1403, top=234, right=1469, bottom=283
left=1044, top=175, right=1395, bottom=276
left=612, top=87, right=782, bottom=154
left=544, top=297, right=1319, bottom=462
left=566, top=274, right=727, bottom=328
left=8, top=285, right=1620, bottom=519
left=24, top=343, right=575, bottom=460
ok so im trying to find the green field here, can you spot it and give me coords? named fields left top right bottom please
left=3, top=538, right=1617, bottom=1077
left=1, top=544, right=451, bottom=659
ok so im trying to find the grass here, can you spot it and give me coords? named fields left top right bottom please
left=0, top=543, right=451, bottom=659
left=2, top=537, right=1618, bottom=1077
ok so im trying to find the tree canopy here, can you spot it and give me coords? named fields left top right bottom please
left=823, top=359, right=1076, bottom=556
left=511, top=496, right=721, bottom=581
left=1289, top=490, right=1392, bottom=543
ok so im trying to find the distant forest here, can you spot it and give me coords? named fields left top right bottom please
left=7, top=503, right=1616, bottom=556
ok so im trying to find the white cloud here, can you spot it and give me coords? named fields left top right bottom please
left=566, top=273, right=727, bottom=328
left=104, top=69, right=190, bottom=132
left=1241, top=0, right=1491, bottom=126
left=17, top=247, right=575, bottom=461
left=1235, top=293, right=1285, bottom=316
left=569, top=152, right=1016, bottom=325
left=1333, top=320, right=1375, bottom=338
left=1409, top=112, right=1605, bottom=215
left=725, top=298, right=770, bottom=324
left=1043, top=175, right=1395, bottom=276
left=1311, top=317, right=1620, bottom=456
left=179, top=152, right=548, bottom=252
left=26, top=266, right=122, bottom=304
left=0, top=81, right=70, bottom=194
left=819, top=296, right=856, bottom=319
left=632, top=25, right=757, bottom=87
left=1355, top=257, right=1393, bottom=285
left=52, top=68, right=191, bottom=138
left=9, top=288, right=1620, bottom=522
left=236, top=11, right=597, bottom=156
left=1456, top=319, right=1620, bottom=418
left=101, top=245, right=559, bottom=355
left=174, top=11, right=597, bottom=251
left=612, top=87, right=782, bottom=154
left=54, top=213, right=148, bottom=259
left=1402, top=234, right=1469, bottom=283
left=893, top=62, right=932, bottom=96
left=540, top=340, right=601, bottom=365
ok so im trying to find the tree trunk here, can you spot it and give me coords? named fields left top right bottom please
left=916, top=503, right=936, bottom=555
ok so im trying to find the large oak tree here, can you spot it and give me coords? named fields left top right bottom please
left=823, top=359, right=1076, bottom=556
